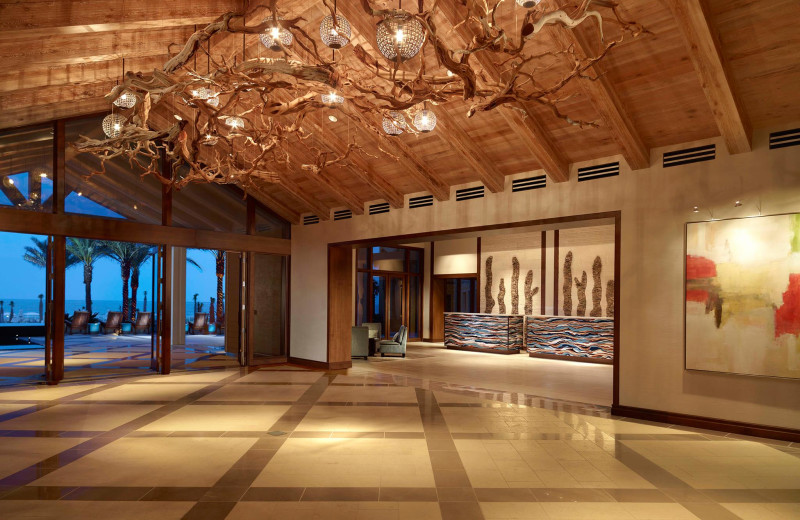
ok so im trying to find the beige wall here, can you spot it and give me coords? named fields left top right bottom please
left=433, top=237, right=478, bottom=275
left=290, top=126, right=800, bottom=429
left=480, top=231, right=543, bottom=315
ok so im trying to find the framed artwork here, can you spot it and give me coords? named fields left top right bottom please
left=685, top=213, right=800, bottom=379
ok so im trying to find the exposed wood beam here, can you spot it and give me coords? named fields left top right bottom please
left=294, top=163, right=364, bottom=215
left=437, top=1, right=570, bottom=183
left=664, top=0, right=752, bottom=154
left=433, top=107, right=505, bottom=193
left=276, top=173, right=331, bottom=221
left=543, top=0, right=649, bottom=170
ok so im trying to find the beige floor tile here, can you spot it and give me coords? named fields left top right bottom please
left=32, top=437, right=256, bottom=487
left=297, top=406, right=423, bottom=432
left=76, top=383, right=208, bottom=402
left=133, top=370, right=237, bottom=383
left=567, top=414, right=690, bottom=435
left=432, top=390, right=498, bottom=404
left=0, top=384, right=105, bottom=401
left=480, top=502, right=548, bottom=519
left=332, top=373, right=398, bottom=385
left=722, top=503, right=800, bottom=520
left=17, top=358, right=111, bottom=367
left=253, top=438, right=434, bottom=488
left=140, top=404, right=289, bottom=431
left=0, top=437, right=89, bottom=479
left=70, top=351, right=145, bottom=359
left=236, top=370, right=323, bottom=383
left=0, top=403, right=32, bottom=415
left=199, top=384, right=310, bottom=402
left=0, top=358, right=45, bottom=365
left=620, top=503, right=702, bottom=520
left=0, top=500, right=193, bottom=520
left=319, top=385, right=419, bottom=403
left=228, top=502, right=440, bottom=520
left=0, top=403, right=160, bottom=431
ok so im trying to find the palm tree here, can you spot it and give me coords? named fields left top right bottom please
left=129, top=245, right=155, bottom=322
left=193, top=293, right=199, bottom=314
left=38, top=294, right=44, bottom=322
left=105, top=241, right=151, bottom=322
left=23, top=237, right=78, bottom=269
left=66, top=238, right=107, bottom=316
left=205, top=250, right=225, bottom=329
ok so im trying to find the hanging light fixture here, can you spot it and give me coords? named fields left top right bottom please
left=259, top=16, right=293, bottom=51
left=102, top=113, right=126, bottom=138
left=516, top=0, right=542, bottom=7
left=382, top=111, right=406, bottom=135
left=376, top=11, right=425, bottom=62
left=321, top=91, right=344, bottom=107
left=320, top=1, right=351, bottom=50
left=413, top=107, right=436, bottom=133
left=225, top=116, right=245, bottom=130
left=113, top=90, right=137, bottom=109
left=201, top=133, right=219, bottom=146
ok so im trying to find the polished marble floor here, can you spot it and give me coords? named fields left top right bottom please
left=0, top=357, right=798, bottom=519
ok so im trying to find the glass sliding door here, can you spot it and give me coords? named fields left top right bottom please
left=372, top=275, right=387, bottom=336
left=388, top=276, right=405, bottom=338
left=249, top=253, right=287, bottom=363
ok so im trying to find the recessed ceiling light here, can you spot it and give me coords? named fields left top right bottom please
left=734, top=200, right=742, bottom=207
left=692, top=206, right=699, bottom=213
left=328, top=115, right=338, bottom=122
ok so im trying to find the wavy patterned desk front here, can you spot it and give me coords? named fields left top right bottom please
left=444, top=313, right=524, bottom=354
left=526, top=316, right=613, bottom=364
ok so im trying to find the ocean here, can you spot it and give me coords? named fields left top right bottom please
left=0, top=299, right=214, bottom=323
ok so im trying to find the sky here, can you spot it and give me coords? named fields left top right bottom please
left=0, top=232, right=219, bottom=304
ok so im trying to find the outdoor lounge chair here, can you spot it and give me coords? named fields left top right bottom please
left=65, top=311, right=90, bottom=335
left=101, top=311, right=122, bottom=334
left=189, top=312, right=209, bottom=334
left=378, top=325, right=407, bottom=358
left=133, top=312, right=152, bottom=334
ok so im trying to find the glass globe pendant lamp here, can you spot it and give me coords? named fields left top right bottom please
left=413, top=108, right=436, bottom=133
left=516, top=0, right=542, bottom=8
left=113, top=89, right=136, bottom=109
left=102, top=113, right=126, bottom=138
left=259, top=17, right=293, bottom=51
left=382, top=111, right=406, bottom=135
left=320, top=12, right=351, bottom=49
left=321, top=91, right=344, bottom=107
left=376, top=13, right=425, bottom=62
left=226, top=116, right=245, bottom=130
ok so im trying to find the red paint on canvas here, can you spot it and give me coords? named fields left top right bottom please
left=686, top=255, right=717, bottom=280
left=775, top=273, right=800, bottom=337
left=686, top=289, right=709, bottom=303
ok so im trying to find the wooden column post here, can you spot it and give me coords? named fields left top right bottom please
left=52, top=235, right=66, bottom=383
left=160, top=153, right=172, bottom=374
left=327, top=245, right=353, bottom=369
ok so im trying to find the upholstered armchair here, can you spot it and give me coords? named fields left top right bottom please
left=379, top=325, right=407, bottom=358
left=351, top=326, right=370, bottom=359
left=362, top=322, right=382, bottom=340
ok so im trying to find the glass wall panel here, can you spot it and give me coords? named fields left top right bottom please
left=372, top=275, right=386, bottom=332
left=173, top=182, right=246, bottom=233
left=388, top=276, right=404, bottom=337
left=409, top=276, right=420, bottom=338
left=356, top=271, right=369, bottom=326
left=356, top=248, right=368, bottom=270
left=409, top=249, right=422, bottom=274
left=0, top=125, right=53, bottom=212
left=255, top=204, right=290, bottom=239
left=65, top=117, right=161, bottom=223
left=372, top=246, right=405, bottom=272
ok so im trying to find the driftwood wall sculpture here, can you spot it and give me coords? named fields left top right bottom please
left=484, top=256, right=495, bottom=314
left=562, top=251, right=573, bottom=316
left=498, top=279, right=506, bottom=314
left=606, top=279, right=615, bottom=318
left=590, top=256, right=603, bottom=317
left=524, top=270, right=539, bottom=316
left=575, top=271, right=588, bottom=316
left=511, top=257, right=520, bottom=315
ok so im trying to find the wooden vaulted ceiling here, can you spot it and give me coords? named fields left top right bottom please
left=1, top=0, right=799, bottom=224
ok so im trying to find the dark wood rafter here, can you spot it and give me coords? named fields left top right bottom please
left=665, top=0, right=752, bottom=154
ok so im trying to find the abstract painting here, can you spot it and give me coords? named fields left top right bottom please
left=685, top=214, right=800, bottom=379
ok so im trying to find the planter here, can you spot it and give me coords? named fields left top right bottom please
left=121, top=322, right=132, bottom=333
left=88, top=322, right=101, bottom=334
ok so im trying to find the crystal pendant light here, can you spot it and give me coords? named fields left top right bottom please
left=321, top=91, right=344, bottom=107
left=413, top=108, right=436, bottom=133
left=259, top=17, right=293, bottom=51
left=113, top=90, right=136, bottom=109
left=382, top=111, right=406, bottom=135
left=320, top=12, right=351, bottom=49
left=102, top=113, right=126, bottom=138
left=226, top=116, right=245, bottom=130
left=516, top=0, right=542, bottom=8
left=376, top=13, right=425, bottom=62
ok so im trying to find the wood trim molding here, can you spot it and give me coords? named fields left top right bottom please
left=288, top=356, right=351, bottom=371
left=540, top=231, right=547, bottom=313
left=528, top=352, right=612, bottom=365
left=553, top=229, right=560, bottom=314
left=0, top=208, right=291, bottom=255
left=612, top=405, right=800, bottom=443
left=665, top=0, right=752, bottom=154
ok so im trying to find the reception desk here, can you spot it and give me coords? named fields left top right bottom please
left=444, top=313, right=524, bottom=354
left=526, top=316, right=613, bottom=364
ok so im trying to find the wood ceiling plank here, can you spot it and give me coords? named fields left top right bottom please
left=665, top=0, right=752, bottom=153
left=276, top=173, right=331, bottom=221
left=543, top=1, right=650, bottom=170
left=437, top=0, right=570, bottom=183
left=248, top=185, right=301, bottom=225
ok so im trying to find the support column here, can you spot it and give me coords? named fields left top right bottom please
left=171, top=246, right=186, bottom=347
left=327, top=245, right=353, bottom=370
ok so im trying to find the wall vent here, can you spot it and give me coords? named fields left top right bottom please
left=663, top=144, right=715, bottom=168
left=409, top=194, right=433, bottom=209
left=333, top=209, right=352, bottom=221
left=578, top=162, right=620, bottom=182
left=303, top=215, right=320, bottom=225
left=512, top=175, right=547, bottom=192
left=769, top=128, right=800, bottom=150
left=369, top=202, right=390, bottom=215
left=456, top=185, right=485, bottom=201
